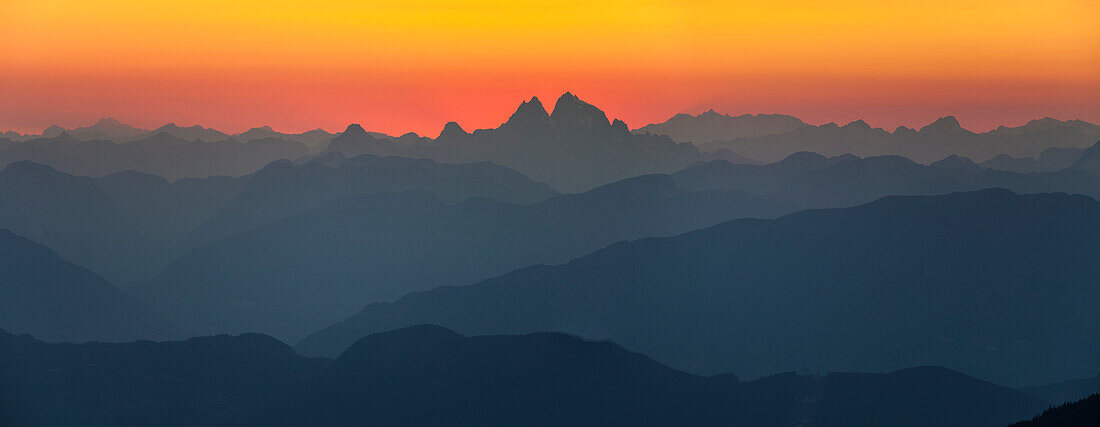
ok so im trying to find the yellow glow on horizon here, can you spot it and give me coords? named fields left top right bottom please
left=1, top=0, right=1097, bottom=134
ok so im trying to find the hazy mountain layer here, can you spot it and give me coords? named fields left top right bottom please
left=0, top=230, right=179, bottom=342
left=144, top=174, right=793, bottom=341
left=0, top=155, right=557, bottom=285
left=673, top=151, right=1100, bottom=209
left=184, top=153, right=558, bottom=247
left=695, top=116, right=1100, bottom=163
left=0, top=132, right=309, bottom=180
left=297, top=190, right=1100, bottom=386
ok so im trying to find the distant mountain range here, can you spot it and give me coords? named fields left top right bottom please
left=0, top=132, right=309, bottom=180
left=296, top=190, right=1100, bottom=387
left=324, top=93, right=703, bottom=192
left=0, top=229, right=178, bottom=342
left=5, top=140, right=1098, bottom=289
left=0, top=155, right=557, bottom=285
left=634, top=110, right=807, bottom=143
left=671, top=141, right=1100, bottom=209
left=183, top=152, right=558, bottom=248
left=142, top=174, right=793, bottom=341
left=0, top=325, right=1048, bottom=426
left=3, top=98, right=1097, bottom=190
left=7, top=119, right=337, bottom=147
left=682, top=115, right=1100, bottom=163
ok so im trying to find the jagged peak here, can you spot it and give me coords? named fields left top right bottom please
left=342, top=123, right=368, bottom=136
left=843, top=119, right=871, bottom=130
left=550, top=92, right=609, bottom=129
left=920, top=116, right=966, bottom=134
left=438, top=121, right=468, bottom=139
left=503, top=96, right=550, bottom=130
left=42, top=124, right=66, bottom=136
left=699, top=108, right=724, bottom=119
left=610, top=118, right=629, bottom=135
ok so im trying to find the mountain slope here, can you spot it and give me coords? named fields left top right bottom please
left=297, top=190, right=1100, bottom=386
left=0, top=326, right=1047, bottom=426
left=634, top=110, right=805, bottom=143
left=0, top=161, right=153, bottom=283
left=1068, top=140, right=1100, bottom=174
left=144, top=174, right=792, bottom=341
left=0, top=330, right=320, bottom=426
left=0, top=230, right=178, bottom=342
left=280, top=326, right=1044, bottom=427
left=184, top=153, right=557, bottom=246
left=1010, top=394, right=1100, bottom=427
left=1022, top=375, right=1100, bottom=406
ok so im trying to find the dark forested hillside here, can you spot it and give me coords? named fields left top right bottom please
left=0, top=326, right=1049, bottom=427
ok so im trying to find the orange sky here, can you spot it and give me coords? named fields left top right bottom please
left=1, top=0, right=1098, bottom=136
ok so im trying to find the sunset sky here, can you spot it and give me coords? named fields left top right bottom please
left=1, top=0, right=1098, bottom=136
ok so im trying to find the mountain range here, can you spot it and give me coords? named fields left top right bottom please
left=142, top=174, right=793, bottom=341
left=0, top=132, right=309, bottom=180
left=3, top=97, right=1096, bottom=192
left=296, top=189, right=1100, bottom=387
left=634, top=110, right=807, bottom=143
left=690, top=116, right=1100, bottom=163
left=0, top=325, right=1049, bottom=427
left=0, top=155, right=558, bottom=285
left=324, top=93, right=704, bottom=192
left=671, top=142, right=1100, bottom=209
left=0, top=229, right=178, bottom=342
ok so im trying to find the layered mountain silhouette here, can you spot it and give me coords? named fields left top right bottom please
left=1068, top=140, right=1100, bottom=174
left=150, top=123, right=230, bottom=142
left=0, top=132, right=309, bottom=180
left=0, top=155, right=555, bottom=284
left=672, top=152, right=1100, bottom=208
left=143, top=174, right=793, bottom=341
left=297, top=190, right=1100, bottom=387
left=234, top=126, right=335, bottom=150
left=3, top=106, right=1095, bottom=190
left=0, top=161, right=156, bottom=284
left=43, top=117, right=150, bottom=140
left=325, top=93, right=704, bottom=192
left=95, top=170, right=244, bottom=243
left=689, top=116, right=1099, bottom=163
left=0, top=325, right=1047, bottom=426
left=182, top=153, right=558, bottom=247
left=0, top=230, right=178, bottom=342
left=634, top=110, right=806, bottom=143
left=976, top=146, right=1088, bottom=173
